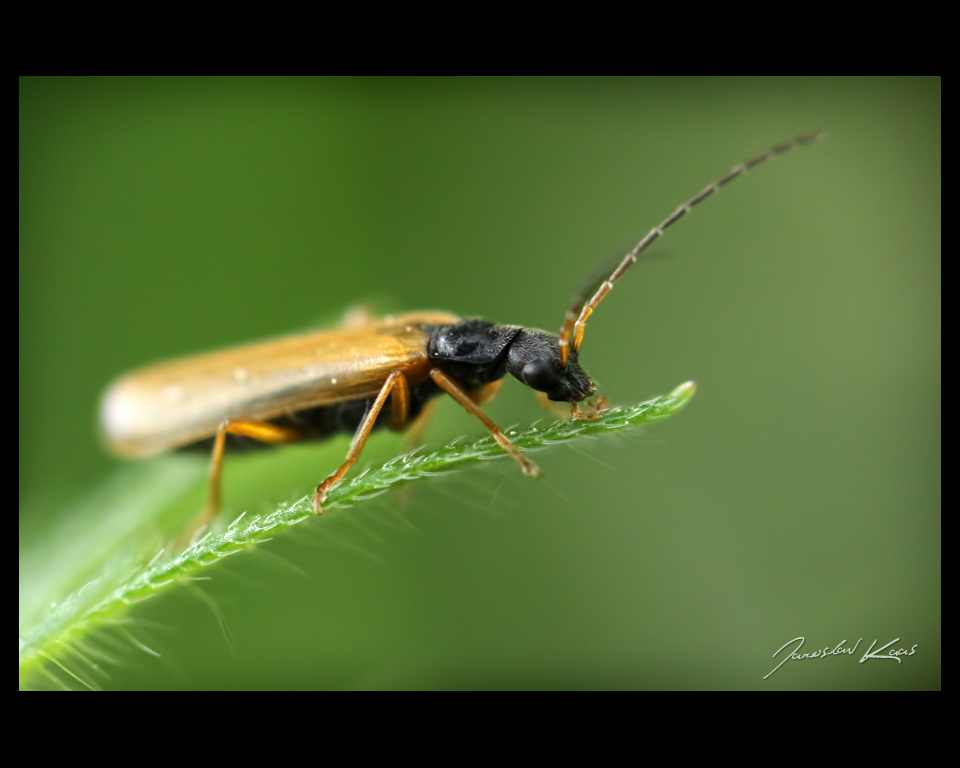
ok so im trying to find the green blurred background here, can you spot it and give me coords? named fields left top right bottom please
left=19, top=77, right=940, bottom=690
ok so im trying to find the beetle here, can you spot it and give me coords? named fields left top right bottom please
left=100, top=131, right=820, bottom=530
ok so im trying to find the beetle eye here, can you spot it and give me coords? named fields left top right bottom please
left=522, top=359, right=557, bottom=391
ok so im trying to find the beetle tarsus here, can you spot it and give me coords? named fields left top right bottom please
left=312, top=488, right=328, bottom=515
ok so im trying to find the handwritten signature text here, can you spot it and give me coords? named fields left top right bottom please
left=764, top=636, right=917, bottom=679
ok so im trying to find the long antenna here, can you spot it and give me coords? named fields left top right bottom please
left=558, top=130, right=823, bottom=367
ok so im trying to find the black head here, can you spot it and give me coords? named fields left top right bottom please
left=505, top=328, right=595, bottom=403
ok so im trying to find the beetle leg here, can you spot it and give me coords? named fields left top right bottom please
left=401, top=377, right=501, bottom=454
left=389, top=370, right=411, bottom=431
left=394, top=377, right=495, bottom=506
left=430, top=369, right=541, bottom=478
left=312, top=370, right=408, bottom=514
left=202, top=418, right=306, bottom=532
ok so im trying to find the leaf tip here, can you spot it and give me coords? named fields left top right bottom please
left=668, top=380, right=697, bottom=406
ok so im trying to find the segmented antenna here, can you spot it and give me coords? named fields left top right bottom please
left=558, top=130, right=823, bottom=367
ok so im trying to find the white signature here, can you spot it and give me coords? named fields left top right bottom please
left=764, top=637, right=918, bottom=679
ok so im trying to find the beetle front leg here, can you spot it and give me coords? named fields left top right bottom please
left=430, top=369, right=541, bottom=478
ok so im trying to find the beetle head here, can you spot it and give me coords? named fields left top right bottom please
left=505, top=329, right=595, bottom=403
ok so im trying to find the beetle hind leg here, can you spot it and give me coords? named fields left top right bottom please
left=183, top=418, right=307, bottom=543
